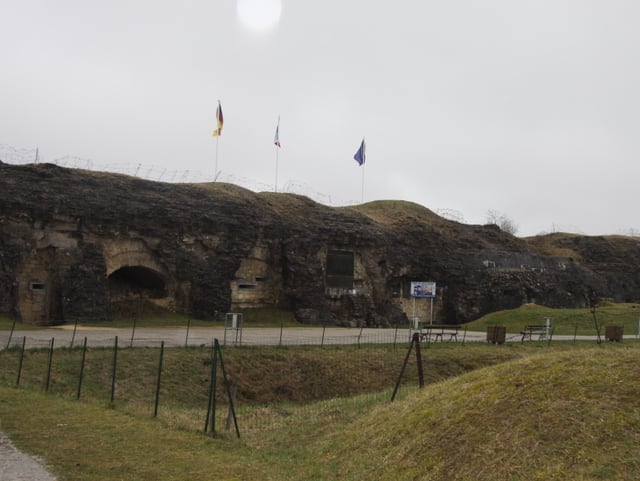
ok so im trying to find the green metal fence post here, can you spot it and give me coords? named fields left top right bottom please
left=185, top=318, right=191, bottom=348
left=77, top=337, right=88, bottom=400
left=70, top=318, right=79, bottom=349
left=204, top=342, right=217, bottom=434
left=110, top=336, right=118, bottom=403
left=130, top=318, right=137, bottom=348
left=215, top=339, right=240, bottom=438
left=16, top=336, right=26, bottom=387
left=44, top=337, right=54, bottom=392
left=6, top=317, right=17, bottom=349
left=153, top=341, right=164, bottom=417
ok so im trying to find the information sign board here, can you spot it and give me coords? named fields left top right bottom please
left=411, top=281, right=436, bottom=298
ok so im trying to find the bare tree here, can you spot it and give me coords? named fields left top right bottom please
left=486, top=210, right=518, bottom=235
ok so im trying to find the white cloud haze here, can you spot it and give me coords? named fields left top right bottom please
left=2, top=0, right=639, bottom=236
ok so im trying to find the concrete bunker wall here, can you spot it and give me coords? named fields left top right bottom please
left=16, top=247, right=62, bottom=325
left=231, top=242, right=282, bottom=309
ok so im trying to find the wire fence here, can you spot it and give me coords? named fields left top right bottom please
left=0, top=143, right=347, bottom=207
left=0, top=319, right=488, bottom=351
left=0, top=143, right=468, bottom=220
left=6, top=143, right=640, bottom=235
left=0, top=331, right=434, bottom=436
left=0, top=319, right=619, bottom=438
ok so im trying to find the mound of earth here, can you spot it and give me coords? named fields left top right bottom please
left=324, top=347, right=640, bottom=480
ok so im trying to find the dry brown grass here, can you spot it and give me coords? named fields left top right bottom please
left=524, top=233, right=582, bottom=259
left=319, top=345, right=640, bottom=480
left=347, top=200, right=445, bottom=227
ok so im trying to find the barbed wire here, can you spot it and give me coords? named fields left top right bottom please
left=2, top=144, right=639, bottom=237
left=0, top=143, right=451, bottom=212
left=0, top=143, right=343, bottom=204
left=435, top=208, right=466, bottom=223
left=0, top=144, right=41, bottom=164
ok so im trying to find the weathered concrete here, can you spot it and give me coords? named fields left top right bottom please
left=1, top=162, right=639, bottom=326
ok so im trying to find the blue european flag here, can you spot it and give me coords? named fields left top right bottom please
left=354, top=138, right=366, bottom=166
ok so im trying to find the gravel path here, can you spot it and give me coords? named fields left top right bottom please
left=0, top=432, right=56, bottom=481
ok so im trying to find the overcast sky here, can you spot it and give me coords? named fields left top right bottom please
left=2, top=0, right=639, bottom=237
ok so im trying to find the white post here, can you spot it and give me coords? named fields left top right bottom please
left=430, top=298, right=434, bottom=325
left=274, top=146, right=279, bottom=192
left=274, top=116, right=280, bottom=192
left=361, top=164, right=365, bottom=203
left=412, top=296, right=417, bottom=329
left=545, top=317, right=552, bottom=339
left=214, top=136, right=220, bottom=180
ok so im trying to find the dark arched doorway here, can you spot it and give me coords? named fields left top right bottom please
left=108, top=266, right=167, bottom=300
left=108, top=266, right=168, bottom=320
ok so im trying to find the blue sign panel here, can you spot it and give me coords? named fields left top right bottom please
left=410, top=281, right=436, bottom=298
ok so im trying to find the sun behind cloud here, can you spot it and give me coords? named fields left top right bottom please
left=237, top=0, right=282, bottom=30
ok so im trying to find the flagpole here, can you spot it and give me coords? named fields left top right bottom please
left=274, top=146, right=279, bottom=192
left=274, top=115, right=281, bottom=192
left=213, top=100, right=223, bottom=181
left=361, top=164, right=365, bottom=203
left=215, top=136, right=219, bottom=181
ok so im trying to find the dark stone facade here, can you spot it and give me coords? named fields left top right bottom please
left=1, top=161, right=639, bottom=325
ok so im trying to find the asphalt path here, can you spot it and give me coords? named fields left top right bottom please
left=0, top=433, right=56, bottom=481
left=0, top=325, right=617, bottom=350
left=0, top=325, right=496, bottom=350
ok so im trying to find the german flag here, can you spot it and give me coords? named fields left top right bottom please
left=212, top=101, right=224, bottom=136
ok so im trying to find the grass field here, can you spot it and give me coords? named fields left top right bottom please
left=0, top=343, right=529, bottom=407
left=3, top=302, right=639, bottom=335
left=1, top=341, right=639, bottom=480
left=468, top=302, right=640, bottom=336
left=2, top=302, right=640, bottom=479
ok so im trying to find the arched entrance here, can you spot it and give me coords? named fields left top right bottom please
left=103, top=240, right=177, bottom=318
left=108, top=265, right=167, bottom=299
left=107, top=265, right=170, bottom=319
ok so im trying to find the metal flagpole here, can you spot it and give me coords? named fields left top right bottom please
left=275, top=146, right=279, bottom=192
left=430, top=298, right=434, bottom=325
left=354, top=137, right=366, bottom=203
left=215, top=136, right=219, bottom=181
left=412, top=295, right=416, bottom=328
left=274, top=116, right=280, bottom=192
left=361, top=164, right=365, bottom=203
left=213, top=100, right=223, bottom=181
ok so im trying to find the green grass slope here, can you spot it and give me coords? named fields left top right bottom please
left=1, top=345, right=639, bottom=480
left=322, top=346, right=640, bottom=481
left=467, top=302, right=640, bottom=336
left=0, top=388, right=261, bottom=481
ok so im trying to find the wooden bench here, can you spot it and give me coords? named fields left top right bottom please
left=520, top=324, right=551, bottom=343
left=419, top=324, right=461, bottom=342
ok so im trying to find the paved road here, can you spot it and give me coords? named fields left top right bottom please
left=0, top=433, right=56, bottom=481
left=1, top=324, right=620, bottom=350
left=0, top=325, right=495, bottom=350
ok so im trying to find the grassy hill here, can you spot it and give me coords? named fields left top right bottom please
left=468, top=302, right=640, bottom=336
left=1, top=343, right=639, bottom=480
left=321, top=346, right=640, bottom=480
